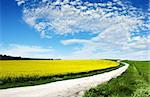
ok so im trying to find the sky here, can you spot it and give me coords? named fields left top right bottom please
left=0, top=0, right=150, bottom=60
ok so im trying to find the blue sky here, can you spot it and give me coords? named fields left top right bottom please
left=0, top=0, right=150, bottom=59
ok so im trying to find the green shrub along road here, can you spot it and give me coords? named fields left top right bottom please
left=83, top=60, right=150, bottom=97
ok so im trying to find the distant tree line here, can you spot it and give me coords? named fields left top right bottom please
left=0, top=54, right=61, bottom=60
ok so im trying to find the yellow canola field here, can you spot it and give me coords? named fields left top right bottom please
left=0, top=60, right=119, bottom=79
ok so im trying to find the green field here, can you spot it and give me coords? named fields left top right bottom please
left=83, top=60, right=150, bottom=97
left=0, top=60, right=119, bottom=89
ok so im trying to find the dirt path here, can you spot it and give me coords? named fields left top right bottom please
left=0, top=62, right=129, bottom=97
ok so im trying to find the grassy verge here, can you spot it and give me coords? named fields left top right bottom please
left=83, top=60, right=150, bottom=97
left=0, top=63, right=123, bottom=89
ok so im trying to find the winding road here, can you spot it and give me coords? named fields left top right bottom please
left=0, top=62, right=129, bottom=97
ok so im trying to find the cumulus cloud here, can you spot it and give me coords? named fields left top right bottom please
left=16, top=0, right=149, bottom=36
left=16, top=0, right=150, bottom=59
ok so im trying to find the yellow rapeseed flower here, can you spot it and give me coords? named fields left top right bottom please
left=0, top=60, right=119, bottom=79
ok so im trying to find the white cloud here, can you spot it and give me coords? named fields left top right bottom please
left=18, top=0, right=149, bottom=36
left=61, top=34, right=150, bottom=60
left=15, top=0, right=150, bottom=60
left=0, top=44, right=56, bottom=58
left=16, top=0, right=25, bottom=6
left=62, top=47, right=150, bottom=60
left=61, top=39, right=91, bottom=45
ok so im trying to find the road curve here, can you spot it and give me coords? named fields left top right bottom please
left=0, top=62, right=129, bottom=97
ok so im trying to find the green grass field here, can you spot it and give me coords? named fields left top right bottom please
left=129, top=61, right=150, bottom=83
left=0, top=60, right=119, bottom=89
left=83, top=60, right=150, bottom=97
